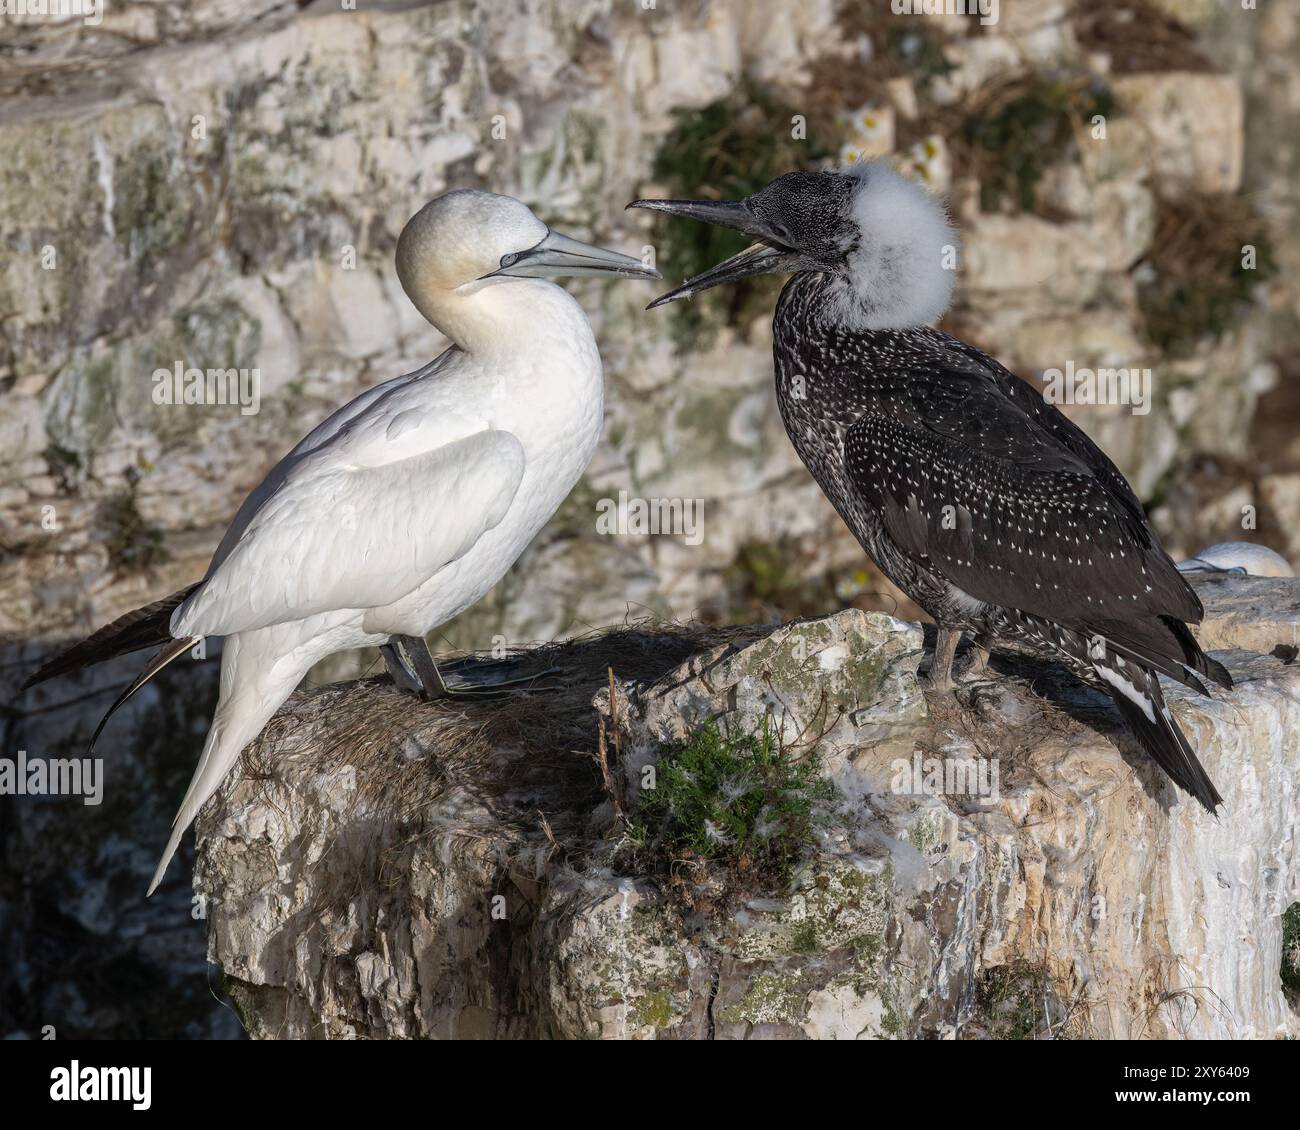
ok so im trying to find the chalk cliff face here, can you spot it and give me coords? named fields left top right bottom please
left=198, top=577, right=1300, bottom=1040
left=3, top=0, right=1298, bottom=657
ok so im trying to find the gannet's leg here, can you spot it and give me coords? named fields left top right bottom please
left=381, top=640, right=425, bottom=696
left=921, top=626, right=960, bottom=693
left=391, top=634, right=451, bottom=701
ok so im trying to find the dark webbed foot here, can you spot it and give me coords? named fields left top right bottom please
left=957, top=634, right=992, bottom=682
left=385, top=635, right=560, bottom=701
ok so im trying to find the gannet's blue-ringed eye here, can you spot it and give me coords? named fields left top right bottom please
left=499, top=252, right=520, bottom=268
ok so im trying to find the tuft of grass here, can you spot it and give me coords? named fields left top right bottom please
left=629, top=716, right=834, bottom=883
left=961, top=75, right=1114, bottom=215
left=970, top=961, right=1058, bottom=1040
left=648, top=80, right=828, bottom=351
left=1282, top=903, right=1300, bottom=997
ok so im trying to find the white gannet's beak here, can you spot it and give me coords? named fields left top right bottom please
left=482, top=229, right=660, bottom=281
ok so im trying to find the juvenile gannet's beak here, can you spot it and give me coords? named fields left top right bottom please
left=626, top=197, right=801, bottom=309
left=483, top=229, right=660, bottom=281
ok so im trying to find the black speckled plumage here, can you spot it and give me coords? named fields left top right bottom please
left=773, top=272, right=1229, bottom=812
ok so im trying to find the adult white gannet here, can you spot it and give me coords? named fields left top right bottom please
left=24, top=189, right=658, bottom=894
left=1177, top=541, right=1294, bottom=577
left=632, top=163, right=1231, bottom=813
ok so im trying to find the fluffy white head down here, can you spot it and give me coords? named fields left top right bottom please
left=396, top=189, right=547, bottom=299
left=831, top=162, right=958, bottom=331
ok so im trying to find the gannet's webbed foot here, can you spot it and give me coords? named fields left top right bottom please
left=956, top=634, right=991, bottom=682
left=919, top=626, right=960, bottom=694
left=440, top=655, right=564, bottom=696
left=385, top=635, right=560, bottom=700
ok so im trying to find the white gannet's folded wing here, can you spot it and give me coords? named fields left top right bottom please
left=171, top=426, right=526, bottom=638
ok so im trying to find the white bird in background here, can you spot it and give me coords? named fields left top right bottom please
left=1177, top=541, right=1294, bottom=578
left=23, top=190, right=659, bottom=895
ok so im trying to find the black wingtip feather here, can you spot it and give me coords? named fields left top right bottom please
left=1203, top=654, right=1233, bottom=691
left=20, top=583, right=200, bottom=691
left=1160, top=616, right=1233, bottom=691
left=88, top=637, right=196, bottom=751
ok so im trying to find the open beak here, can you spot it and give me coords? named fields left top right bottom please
left=482, top=229, right=660, bottom=281
left=626, top=197, right=802, bottom=308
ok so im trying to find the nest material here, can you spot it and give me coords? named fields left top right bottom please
left=236, top=621, right=755, bottom=857
left=1073, top=0, right=1217, bottom=76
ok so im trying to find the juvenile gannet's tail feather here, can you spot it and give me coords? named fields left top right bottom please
left=146, top=645, right=311, bottom=897
left=89, top=637, right=198, bottom=751
left=21, top=583, right=201, bottom=690
left=1099, top=659, right=1222, bottom=814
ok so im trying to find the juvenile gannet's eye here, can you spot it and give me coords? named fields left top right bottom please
left=499, top=252, right=521, bottom=269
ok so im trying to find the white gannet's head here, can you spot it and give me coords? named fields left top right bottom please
left=630, top=161, right=957, bottom=331
left=1177, top=541, right=1294, bottom=578
left=396, top=190, right=659, bottom=332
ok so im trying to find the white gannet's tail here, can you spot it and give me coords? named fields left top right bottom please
left=147, top=635, right=312, bottom=896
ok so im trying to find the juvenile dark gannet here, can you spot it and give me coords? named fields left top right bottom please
left=25, top=189, right=658, bottom=893
left=631, top=162, right=1231, bottom=813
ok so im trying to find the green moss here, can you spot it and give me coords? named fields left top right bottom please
left=880, top=995, right=903, bottom=1037
left=963, top=76, right=1114, bottom=214
left=717, top=972, right=812, bottom=1027
left=853, top=932, right=882, bottom=968
left=648, top=80, right=830, bottom=351
left=723, top=537, right=850, bottom=623
left=631, top=990, right=674, bottom=1029
left=726, top=540, right=801, bottom=606
left=113, top=145, right=187, bottom=258
left=1135, top=193, right=1276, bottom=359
left=883, top=23, right=957, bottom=89
left=76, top=353, right=118, bottom=448
left=629, top=715, right=834, bottom=883
left=1282, top=903, right=1300, bottom=996
left=173, top=299, right=261, bottom=373
left=790, top=919, right=820, bottom=955
left=798, top=865, right=890, bottom=966
left=99, top=477, right=169, bottom=575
